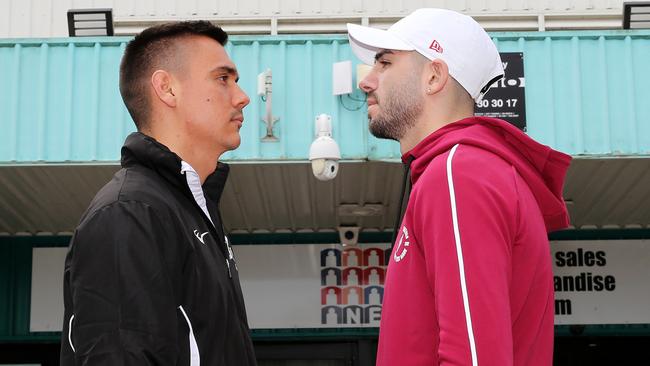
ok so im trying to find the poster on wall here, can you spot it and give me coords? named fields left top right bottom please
left=235, top=243, right=390, bottom=329
left=29, top=244, right=391, bottom=331
left=550, top=240, right=650, bottom=325
left=474, top=52, right=526, bottom=130
left=30, top=247, right=68, bottom=332
left=237, top=240, right=650, bottom=328
left=29, top=240, right=650, bottom=331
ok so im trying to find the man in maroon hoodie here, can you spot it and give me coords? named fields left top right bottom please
left=347, top=8, right=571, bottom=366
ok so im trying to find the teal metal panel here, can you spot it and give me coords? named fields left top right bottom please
left=222, top=37, right=377, bottom=161
left=492, top=31, right=650, bottom=155
left=1, top=31, right=649, bottom=164
left=0, top=40, right=131, bottom=163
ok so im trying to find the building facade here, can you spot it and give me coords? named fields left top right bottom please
left=1, top=1, right=650, bottom=365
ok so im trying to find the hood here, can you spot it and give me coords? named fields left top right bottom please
left=403, top=117, right=572, bottom=233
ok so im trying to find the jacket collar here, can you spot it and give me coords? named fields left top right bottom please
left=120, top=132, right=229, bottom=204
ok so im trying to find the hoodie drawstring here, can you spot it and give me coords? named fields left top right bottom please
left=391, top=155, right=415, bottom=252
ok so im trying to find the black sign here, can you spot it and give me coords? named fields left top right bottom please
left=474, top=52, right=526, bottom=131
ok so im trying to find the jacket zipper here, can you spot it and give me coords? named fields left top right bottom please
left=391, top=155, right=415, bottom=252
left=180, top=180, right=233, bottom=279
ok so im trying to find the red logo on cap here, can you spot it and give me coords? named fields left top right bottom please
left=429, top=40, right=443, bottom=53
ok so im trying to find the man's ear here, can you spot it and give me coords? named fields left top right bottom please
left=424, top=59, right=449, bottom=96
left=151, top=70, right=177, bottom=108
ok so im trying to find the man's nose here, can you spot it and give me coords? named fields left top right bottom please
left=233, top=84, right=250, bottom=109
left=359, top=70, right=377, bottom=94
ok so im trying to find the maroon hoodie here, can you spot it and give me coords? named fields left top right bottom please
left=376, top=117, right=571, bottom=366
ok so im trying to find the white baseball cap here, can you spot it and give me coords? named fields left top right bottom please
left=347, top=8, right=504, bottom=101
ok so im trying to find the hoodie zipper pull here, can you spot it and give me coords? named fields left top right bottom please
left=226, top=258, right=232, bottom=278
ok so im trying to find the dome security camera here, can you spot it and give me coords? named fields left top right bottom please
left=309, top=114, right=341, bottom=181
left=338, top=226, right=360, bottom=247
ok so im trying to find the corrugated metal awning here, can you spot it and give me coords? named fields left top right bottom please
left=1, top=158, right=650, bottom=236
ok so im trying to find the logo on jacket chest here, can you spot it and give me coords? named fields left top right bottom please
left=193, top=229, right=209, bottom=244
left=393, top=225, right=410, bottom=263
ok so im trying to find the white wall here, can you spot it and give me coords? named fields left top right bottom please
left=0, top=0, right=642, bottom=38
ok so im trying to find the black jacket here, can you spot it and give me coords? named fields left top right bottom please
left=60, top=132, right=257, bottom=366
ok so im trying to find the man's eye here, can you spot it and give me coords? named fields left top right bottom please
left=377, top=60, right=391, bottom=67
left=216, top=75, right=228, bottom=82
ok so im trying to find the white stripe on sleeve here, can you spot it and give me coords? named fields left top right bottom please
left=446, top=144, right=479, bottom=366
left=68, top=314, right=76, bottom=353
left=178, top=305, right=201, bottom=366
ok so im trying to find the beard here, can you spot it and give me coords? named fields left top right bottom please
left=368, top=74, right=424, bottom=141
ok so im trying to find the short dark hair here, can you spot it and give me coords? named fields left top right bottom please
left=119, top=21, right=228, bottom=130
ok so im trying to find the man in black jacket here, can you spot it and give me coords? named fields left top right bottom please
left=60, top=21, right=256, bottom=365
